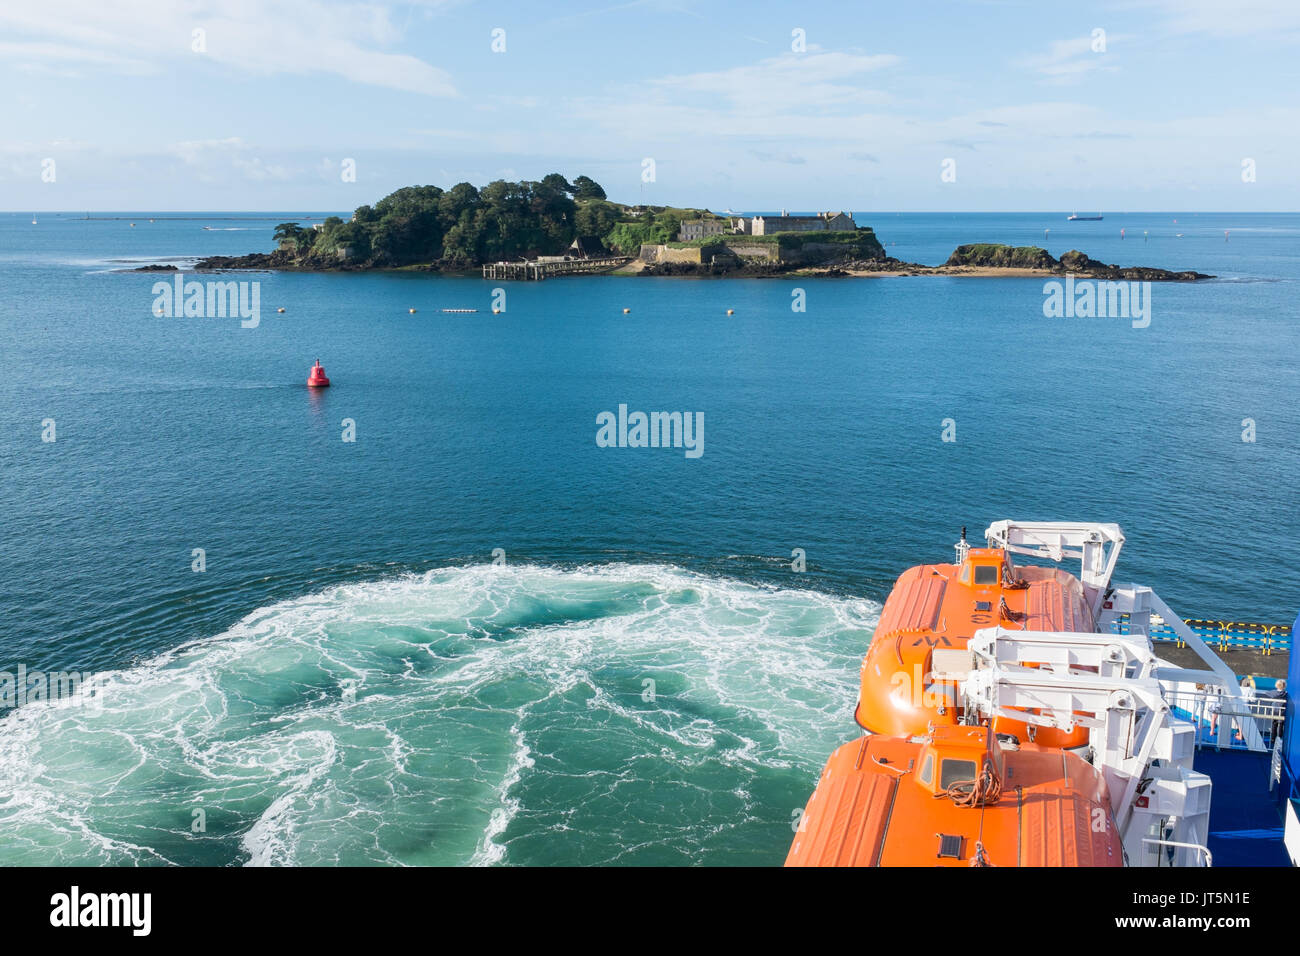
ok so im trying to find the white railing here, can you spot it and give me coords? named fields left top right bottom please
left=1162, top=686, right=1285, bottom=752
left=1142, top=838, right=1212, bottom=867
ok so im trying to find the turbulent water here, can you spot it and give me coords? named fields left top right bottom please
left=2, top=211, right=1298, bottom=865
left=0, top=564, right=876, bottom=865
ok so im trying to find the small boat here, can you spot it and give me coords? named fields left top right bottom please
left=1067, top=212, right=1103, bottom=221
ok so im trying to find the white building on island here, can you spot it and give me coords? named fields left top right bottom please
left=733, top=211, right=856, bottom=235
left=678, top=219, right=727, bottom=241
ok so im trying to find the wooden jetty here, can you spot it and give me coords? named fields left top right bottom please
left=482, top=256, right=630, bottom=280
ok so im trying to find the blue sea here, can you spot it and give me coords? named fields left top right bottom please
left=1, top=211, right=1297, bottom=865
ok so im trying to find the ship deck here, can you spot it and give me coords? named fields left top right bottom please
left=1194, top=749, right=1289, bottom=866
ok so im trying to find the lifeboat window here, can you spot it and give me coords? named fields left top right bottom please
left=974, top=601, right=992, bottom=612
left=919, top=754, right=935, bottom=786
left=973, top=565, right=998, bottom=586
left=940, top=758, right=978, bottom=790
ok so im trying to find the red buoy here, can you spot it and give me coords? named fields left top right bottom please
left=307, top=359, right=330, bottom=388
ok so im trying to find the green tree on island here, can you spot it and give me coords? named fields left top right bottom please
left=273, top=222, right=311, bottom=250
left=574, top=200, right=623, bottom=240
left=571, top=175, right=607, bottom=200
left=273, top=172, right=716, bottom=267
left=541, top=173, right=574, bottom=195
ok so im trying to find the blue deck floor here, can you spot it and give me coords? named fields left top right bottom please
left=1193, top=749, right=1290, bottom=866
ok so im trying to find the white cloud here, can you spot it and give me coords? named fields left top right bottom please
left=0, top=0, right=457, bottom=96
left=560, top=50, right=902, bottom=158
left=749, top=150, right=806, bottom=165
left=1146, top=0, right=1300, bottom=36
left=167, top=137, right=291, bottom=182
left=651, top=51, right=900, bottom=116
left=1018, top=34, right=1133, bottom=84
left=170, top=137, right=248, bottom=165
left=232, top=155, right=292, bottom=181
left=0, top=40, right=154, bottom=75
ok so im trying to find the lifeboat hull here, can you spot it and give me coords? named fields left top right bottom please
left=787, top=729, right=1122, bottom=867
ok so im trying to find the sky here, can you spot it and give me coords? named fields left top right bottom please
left=2, top=0, right=1299, bottom=212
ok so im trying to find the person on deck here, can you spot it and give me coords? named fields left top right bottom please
left=1261, top=679, right=1288, bottom=746
left=1233, top=676, right=1258, bottom=743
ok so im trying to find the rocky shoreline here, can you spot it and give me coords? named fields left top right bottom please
left=175, top=249, right=474, bottom=274
left=163, top=242, right=1213, bottom=281
left=939, top=245, right=1211, bottom=280
left=627, top=245, right=1213, bottom=280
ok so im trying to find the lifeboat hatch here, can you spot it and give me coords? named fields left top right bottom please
left=937, top=834, right=964, bottom=859
left=957, top=548, right=1010, bottom=587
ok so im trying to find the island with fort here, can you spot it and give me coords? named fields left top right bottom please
left=185, top=173, right=1212, bottom=282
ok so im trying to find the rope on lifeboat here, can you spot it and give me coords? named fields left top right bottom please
left=942, top=757, right=1003, bottom=809
left=999, top=596, right=1026, bottom=627
left=872, top=755, right=909, bottom=775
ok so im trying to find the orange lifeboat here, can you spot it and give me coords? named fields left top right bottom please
left=307, top=359, right=330, bottom=388
left=787, top=529, right=1124, bottom=867
left=856, top=544, right=1092, bottom=750
left=786, top=724, right=1121, bottom=867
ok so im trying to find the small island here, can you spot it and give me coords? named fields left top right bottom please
left=187, top=173, right=1213, bottom=282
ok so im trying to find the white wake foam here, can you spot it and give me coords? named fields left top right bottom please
left=0, top=563, right=878, bottom=866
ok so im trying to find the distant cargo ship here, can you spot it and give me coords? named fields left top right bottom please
left=1068, top=212, right=1104, bottom=221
